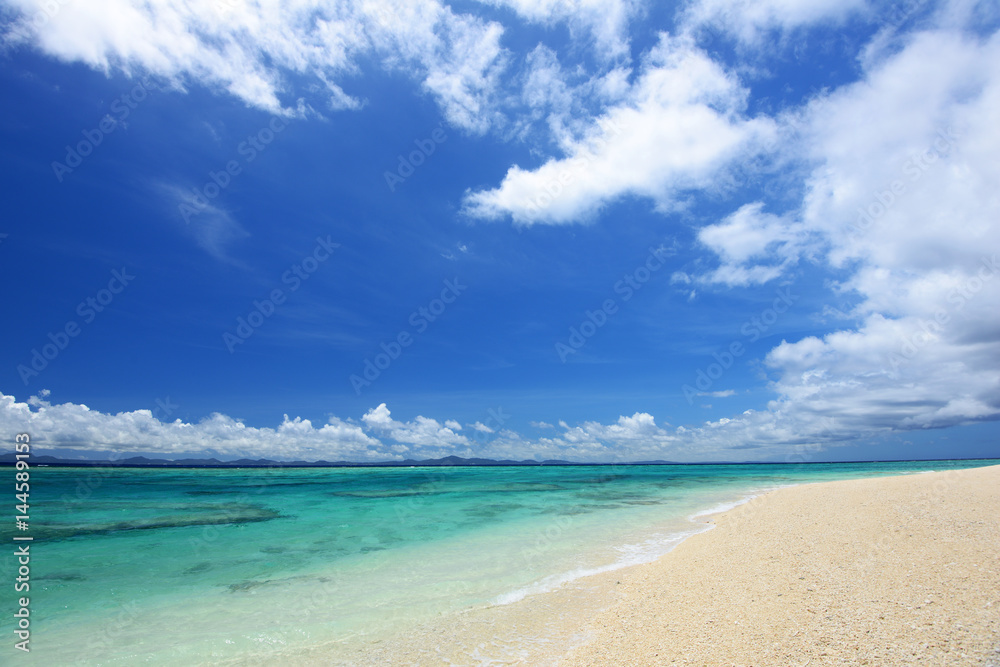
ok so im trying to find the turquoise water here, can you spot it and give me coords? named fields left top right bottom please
left=1, top=459, right=996, bottom=664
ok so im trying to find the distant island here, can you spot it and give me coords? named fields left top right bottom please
left=0, top=453, right=983, bottom=468
left=0, top=453, right=612, bottom=468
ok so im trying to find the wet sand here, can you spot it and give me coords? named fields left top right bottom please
left=261, top=464, right=1000, bottom=666
left=566, top=464, right=1000, bottom=666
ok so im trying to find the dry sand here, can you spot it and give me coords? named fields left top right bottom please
left=566, top=464, right=1000, bottom=666
left=265, top=465, right=1000, bottom=666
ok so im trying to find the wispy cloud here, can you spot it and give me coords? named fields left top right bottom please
left=680, top=0, right=869, bottom=46
left=1, top=0, right=508, bottom=132
left=158, top=183, right=250, bottom=265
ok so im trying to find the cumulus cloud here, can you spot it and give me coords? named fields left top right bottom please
left=764, top=309, right=1000, bottom=432
left=489, top=3, right=1000, bottom=447
left=0, top=390, right=845, bottom=462
left=770, top=25, right=1000, bottom=428
left=361, top=403, right=469, bottom=448
left=6, top=385, right=993, bottom=463
left=462, top=33, right=777, bottom=225
left=0, top=391, right=382, bottom=461
left=689, top=17, right=1000, bottom=437
left=696, top=202, right=816, bottom=286
left=532, top=412, right=683, bottom=460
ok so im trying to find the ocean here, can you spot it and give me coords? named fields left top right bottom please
left=2, top=459, right=996, bottom=664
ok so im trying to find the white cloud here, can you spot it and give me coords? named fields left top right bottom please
left=6, top=386, right=992, bottom=463
left=696, top=202, right=815, bottom=286
left=686, top=19, right=1000, bottom=437
left=0, top=391, right=382, bottom=461
left=544, top=412, right=680, bottom=459
left=463, top=33, right=776, bottom=225
left=762, top=25, right=1000, bottom=431
left=681, top=0, right=868, bottom=46
left=0, top=390, right=836, bottom=462
left=1, top=0, right=508, bottom=132
left=509, top=46, right=636, bottom=148
left=159, top=184, right=250, bottom=263
left=800, top=29, right=1000, bottom=275
left=764, top=309, right=1000, bottom=433
left=479, top=0, right=639, bottom=61
left=699, top=389, right=736, bottom=397
left=517, top=45, right=576, bottom=140
left=361, top=403, right=469, bottom=448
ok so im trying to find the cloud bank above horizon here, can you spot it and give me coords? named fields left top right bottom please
left=0, top=386, right=983, bottom=463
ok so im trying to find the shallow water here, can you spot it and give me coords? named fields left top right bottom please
left=1, top=459, right=995, bottom=664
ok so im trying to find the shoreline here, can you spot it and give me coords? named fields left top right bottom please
left=24, top=461, right=994, bottom=665
left=247, top=480, right=788, bottom=665
left=274, top=464, right=1000, bottom=666
left=566, top=464, right=1000, bottom=665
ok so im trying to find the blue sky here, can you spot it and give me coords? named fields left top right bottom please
left=1, top=0, right=998, bottom=462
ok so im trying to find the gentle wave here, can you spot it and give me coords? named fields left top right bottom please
left=491, top=526, right=709, bottom=606
left=687, top=484, right=799, bottom=520
left=492, top=490, right=774, bottom=607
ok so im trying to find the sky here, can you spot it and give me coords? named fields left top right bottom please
left=0, top=0, right=998, bottom=463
